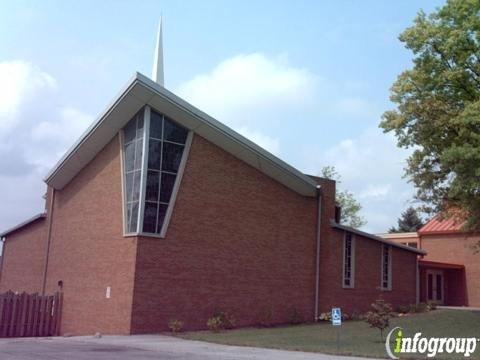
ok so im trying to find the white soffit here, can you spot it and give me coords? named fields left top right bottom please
left=45, top=72, right=318, bottom=196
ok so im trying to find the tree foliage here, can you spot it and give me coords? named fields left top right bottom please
left=321, top=166, right=367, bottom=228
left=365, top=299, right=394, bottom=341
left=380, top=0, right=480, bottom=231
left=389, top=206, right=424, bottom=233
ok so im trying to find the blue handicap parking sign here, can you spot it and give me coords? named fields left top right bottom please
left=331, top=308, right=342, bottom=326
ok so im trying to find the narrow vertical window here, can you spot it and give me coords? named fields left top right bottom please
left=122, top=109, right=144, bottom=233
left=342, top=232, right=355, bottom=288
left=381, top=245, right=392, bottom=290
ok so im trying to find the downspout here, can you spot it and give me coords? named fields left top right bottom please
left=0, top=237, right=5, bottom=286
left=415, top=257, right=419, bottom=305
left=41, top=188, right=56, bottom=295
left=314, top=185, right=322, bottom=321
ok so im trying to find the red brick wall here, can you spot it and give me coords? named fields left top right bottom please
left=318, top=228, right=417, bottom=315
left=130, top=134, right=318, bottom=333
left=420, top=234, right=480, bottom=307
left=43, top=135, right=138, bottom=335
left=0, top=130, right=420, bottom=335
left=0, top=219, right=46, bottom=293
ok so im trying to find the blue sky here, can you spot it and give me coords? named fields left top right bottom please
left=0, top=0, right=445, bottom=233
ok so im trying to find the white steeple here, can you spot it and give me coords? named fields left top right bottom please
left=152, top=18, right=164, bottom=86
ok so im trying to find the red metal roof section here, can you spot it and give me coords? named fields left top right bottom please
left=419, top=260, right=465, bottom=270
left=418, top=215, right=465, bottom=235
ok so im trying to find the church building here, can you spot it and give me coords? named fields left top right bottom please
left=0, top=24, right=424, bottom=335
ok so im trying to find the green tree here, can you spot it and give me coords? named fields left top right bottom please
left=321, top=166, right=367, bottom=229
left=365, top=299, right=394, bottom=341
left=380, top=0, right=480, bottom=231
left=389, top=206, right=424, bottom=233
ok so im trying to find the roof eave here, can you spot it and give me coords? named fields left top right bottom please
left=0, top=213, right=46, bottom=238
left=331, top=221, right=427, bottom=255
left=44, top=72, right=318, bottom=196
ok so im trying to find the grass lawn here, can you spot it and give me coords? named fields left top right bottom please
left=181, top=310, right=480, bottom=359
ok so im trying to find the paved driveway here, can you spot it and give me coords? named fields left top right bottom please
left=0, top=335, right=380, bottom=360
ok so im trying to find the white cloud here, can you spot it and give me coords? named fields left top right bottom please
left=236, top=126, right=280, bottom=156
left=358, top=184, right=392, bottom=199
left=302, top=128, right=415, bottom=233
left=176, top=53, right=316, bottom=126
left=0, top=60, right=92, bottom=230
left=0, top=60, right=56, bottom=134
left=175, top=53, right=319, bottom=159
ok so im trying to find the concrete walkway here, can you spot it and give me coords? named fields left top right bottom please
left=0, top=334, right=381, bottom=360
left=437, top=306, right=480, bottom=311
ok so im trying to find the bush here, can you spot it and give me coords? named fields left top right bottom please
left=396, top=305, right=410, bottom=314
left=288, top=307, right=304, bottom=325
left=207, top=308, right=236, bottom=332
left=350, top=310, right=365, bottom=321
left=168, top=319, right=184, bottom=333
left=207, top=317, right=223, bottom=332
left=365, top=299, right=394, bottom=341
left=318, top=312, right=331, bottom=322
left=427, top=301, right=437, bottom=311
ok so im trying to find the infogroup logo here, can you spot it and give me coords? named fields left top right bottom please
left=385, top=327, right=479, bottom=359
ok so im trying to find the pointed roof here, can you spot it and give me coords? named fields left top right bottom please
left=152, top=19, right=164, bottom=86
left=44, top=73, right=318, bottom=196
left=418, top=215, right=466, bottom=235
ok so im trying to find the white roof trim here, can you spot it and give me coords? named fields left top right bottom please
left=0, top=213, right=46, bottom=238
left=45, top=72, right=318, bottom=196
left=331, top=221, right=427, bottom=255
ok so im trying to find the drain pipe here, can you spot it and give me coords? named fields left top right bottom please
left=0, top=237, right=5, bottom=285
left=314, top=185, right=322, bottom=321
left=42, top=188, right=56, bottom=295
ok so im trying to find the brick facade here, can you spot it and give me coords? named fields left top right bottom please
left=0, top=132, right=420, bottom=335
left=43, top=135, right=138, bottom=335
left=420, top=233, right=480, bottom=307
left=0, top=218, right=46, bottom=294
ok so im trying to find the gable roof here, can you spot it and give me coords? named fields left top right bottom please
left=331, top=221, right=427, bottom=255
left=0, top=213, right=46, bottom=238
left=418, top=215, right=466, bottom=235
left=44, top=73, right=318, bottom=196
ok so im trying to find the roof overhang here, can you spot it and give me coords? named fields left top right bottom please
left=0, top=213, right=46, bottom=238
left=331, top=221, right=427, bottom=255
left=419, top=260, right=465, bottom=270
left=44, top=72, right=318, bottom=196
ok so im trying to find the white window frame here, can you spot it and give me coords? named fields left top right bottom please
left=381, top=244, right=392, bottom=291
left=120, top=105, right=192, bottom=238
left=342, top=232, right=355, bottom=289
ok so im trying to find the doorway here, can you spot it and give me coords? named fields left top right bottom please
left=427, top=269, right=444, bottom=304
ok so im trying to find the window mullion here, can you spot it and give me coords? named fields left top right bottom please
left=138, top=106, right=151, bottom=233
left=155, top=114, right=165, bottom=231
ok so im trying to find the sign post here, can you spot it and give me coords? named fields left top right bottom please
left=331, top=308, right=342, bottom=352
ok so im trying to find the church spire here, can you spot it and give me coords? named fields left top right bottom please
left=152, top=18, right=164, bottom=86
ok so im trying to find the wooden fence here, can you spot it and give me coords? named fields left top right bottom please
left=0, top=291, right=62, bottom=337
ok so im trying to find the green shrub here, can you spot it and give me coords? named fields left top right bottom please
left=207, top=308, right=236, bottom=332
left=365, top=299, right=394, bottom=341
left=318, top=312, right=331, bottom=322
left=397, top=305, right=410, bottom=314
left=427, top=301, right=437, bottom=311
left=417, top=302, right=429, bottom=312
left=207, top=317, right=223, bottom=332
left=350, top=310, right=365, bottom=321
left=168, top=319, right=184, bottom=333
